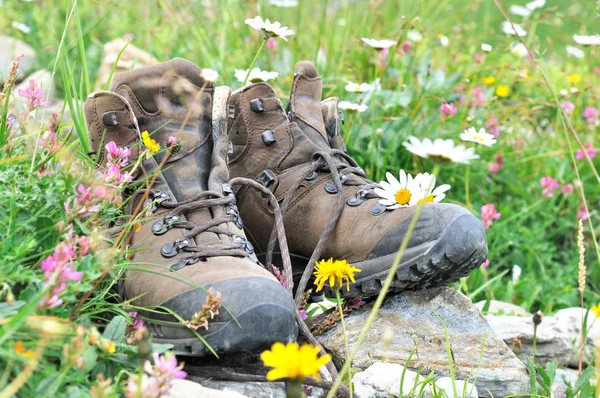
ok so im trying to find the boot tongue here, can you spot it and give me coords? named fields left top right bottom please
left=288, top=61, right=330, bottom=149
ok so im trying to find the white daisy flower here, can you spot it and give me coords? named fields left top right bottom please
left=414, top=173, right=451, bottom=203
left=361, top=38, right=397, bottom=49
left=407, top=31, right=423, bottom=42
left=268, top=0, right=298, bottom=7
left=245, top=16, right=295, bottom=41
left=460, top=127, right=497, bottom=147
left=403, top=136, right=480, bottom=164
left=374, top=170, right=423, bottom=209
left=573, top=34, right=600, bottom=46
left=512, top=265, right=522, bottom=284
left=566, top=46, right=585, bottom=59
left=481, top=43, right=492, bottom=52
left=502, top=21, right=527, bottom=37
left=11, top=21, right=31, bottom=34
left=509, top=5, right=532, bottom=17
left=345, top=82, right=374, bottom=93
left=510, top=42, right=528, bottom=57
left=526, top=0, right=545, bottom=10
left=438, top=34, right=449, bottom=47
left=234, top=68, right=278, bottom=83
left=200, top=68, right=219, bottom=82
left=338, top=101, right=368, bottom=112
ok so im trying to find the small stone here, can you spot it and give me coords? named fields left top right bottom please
left=475, top=300, right=531, bottom=316
left=170, top=379, right=248, bottom=397
left=317, top=288, right=529, bottom=398
left=553, top=308, right=600, bottom=368
left=351, top=362, right=423, bottom=397
left=0, top=35, right=36, bottom=83
left=94, top=38, right=159, bottom=90
left=433, top=377, right=478, bottom=398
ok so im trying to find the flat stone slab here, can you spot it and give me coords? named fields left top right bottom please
left=317, top=287, right=529, bottom=398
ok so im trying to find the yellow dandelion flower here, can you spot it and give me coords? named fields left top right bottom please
left=260, top=342, right=331, bottom=382
left=141, top=131, right=161, bottom=154
left=495, top=85, right=510, bottom=97
left=568, top=74, right=581, bottom=83
left=483, top=76, right=496, bottom=85
left=313, top=258, right=361, bottom=292
left=591, top=304, right=600, bottom=317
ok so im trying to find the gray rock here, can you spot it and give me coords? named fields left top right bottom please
left=188, top=377, right=325, bottom=398
left=351, top=361, right=424, bottom=397
left=553, top=308, right=600, bottom=368
left=434, top=376, right=478, bottom=398
left=475, top=300, right=530, bottom=316
left=0, top=35, right=36, bottom=82
left=170, top=379, right=248, bottom=397
left=485, top=308, right=600, bottom=368
left=317, top=288, right=529, bottom=398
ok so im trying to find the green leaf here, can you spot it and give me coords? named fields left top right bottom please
left=0, top=301, right=25, bottom=319
left=102, top=315, right=127, bottom=345
left=81, top=345, right=99, bottom=373
left=572, top=366, right=594, bottom=394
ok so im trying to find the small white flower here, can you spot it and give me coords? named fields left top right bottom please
left=560, top=89, right=569, bottom=96
left=481, top=43, right=492, bottom=52
left=337, top=18, right=347, bottom=27
left=234, top=68, right=278, bottom=83
left=566, top=46, right=585, bottom=59
left=502, top=21, right=527, bottom=37
left=200, top=68, right=219, bottom=82
left=509, top=5, right=532, bottom=17
left=510, top=42, right=528, bottom=57
left=414, top=172, right=451, bottom=203
left=512, top=265, right=522, bottom=284
left=526, top=0, right=545, bottom=10
left=345, top=82, right=374, bottom=93
left=11, top=21, right=31, bottom=34
left=268, top=0, right=298, bottom=7
left=361, top=38, right=397, bottom=49
left=403, top=136, right=480, bottom=164
left=460, top=127, right=497, bottom=147
left=374, top=170, right=423, bottom=209
left=245, top=16, right=295, bottom=41
left=573, top=34, right=600, bottom=46
left=407, top=30, right=423, bottom=42
left=438, top=34, right=449, bottom=47
left=570, top=87, right=579, bottom=94
left=338, top=101, right=368, bottom=113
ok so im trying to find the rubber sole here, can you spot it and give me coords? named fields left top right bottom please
left=258, top=212, right=488, bottom=299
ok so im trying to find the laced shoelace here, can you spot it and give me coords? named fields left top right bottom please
left=265, top=148, right=380, bottom=307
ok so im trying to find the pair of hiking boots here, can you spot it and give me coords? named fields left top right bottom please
left=84, top=58, right=487, bottom=356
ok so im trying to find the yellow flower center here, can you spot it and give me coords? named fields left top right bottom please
left=474, top=135, right=485, bottom=143
left=418, top=194, right=435, bottom=204
left=395, top=188, right=411, bottom=205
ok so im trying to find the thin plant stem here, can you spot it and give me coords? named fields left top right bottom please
left=579, top=294, right=585, bottom=374
left=465, top=164, right=471, bottom=209
left=243, top=38, right=267, bottom=86
left=336, top=289, right=352, bottom=398
left=327, top=164, right=441, bottom=398
left=532, top=323, right=537, bottom=363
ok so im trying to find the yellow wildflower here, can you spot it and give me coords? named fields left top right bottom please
left=591, top=304, right=600, bottom=317
left=261, top=342, right=331, bottom=381
left=141, top=131, right=161, bottom=154
left=14, top=341, right=26, bottom=354
left=313, top=258, right=361, bottom=292
left=495, top=85, right=510, bottom=97
left=483, top=76, right=496, bottom=85
left=134, top=223, right=141, bottom=233
left=568, top=74, right=581, bottom=83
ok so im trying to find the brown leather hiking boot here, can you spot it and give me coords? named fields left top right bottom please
left=226, top=61, right=488, bottom=299
left=84, top=58, right=297, bottom=355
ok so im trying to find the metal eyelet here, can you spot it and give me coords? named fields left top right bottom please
left=152, top=215, right=181, bottom=236
left=222, top=183, right=233, bottom=195
left=170, top=256, right=202, bottom=271
left=161, top=238, right=191, bottom=258
left=324, top=181, right=338, bottom=194
left=102, top=111, right=118, bottom=126
left=233, top=235, right=254, bottom=254
left=305, top=171, right=318, bottom=181
left=250, top=98, right=264, bottom=113
left=226, top=205, right=244, bottom=229
left=261, top=130, right=276, bottom=146
left=145, top=191, right=169, bottom=213
left=346, top=195, right=364, bottom=207
left=369, top=203, right=387, bottom=216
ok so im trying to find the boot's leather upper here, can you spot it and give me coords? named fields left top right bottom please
left=85, top=58, right=297, bottom=352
